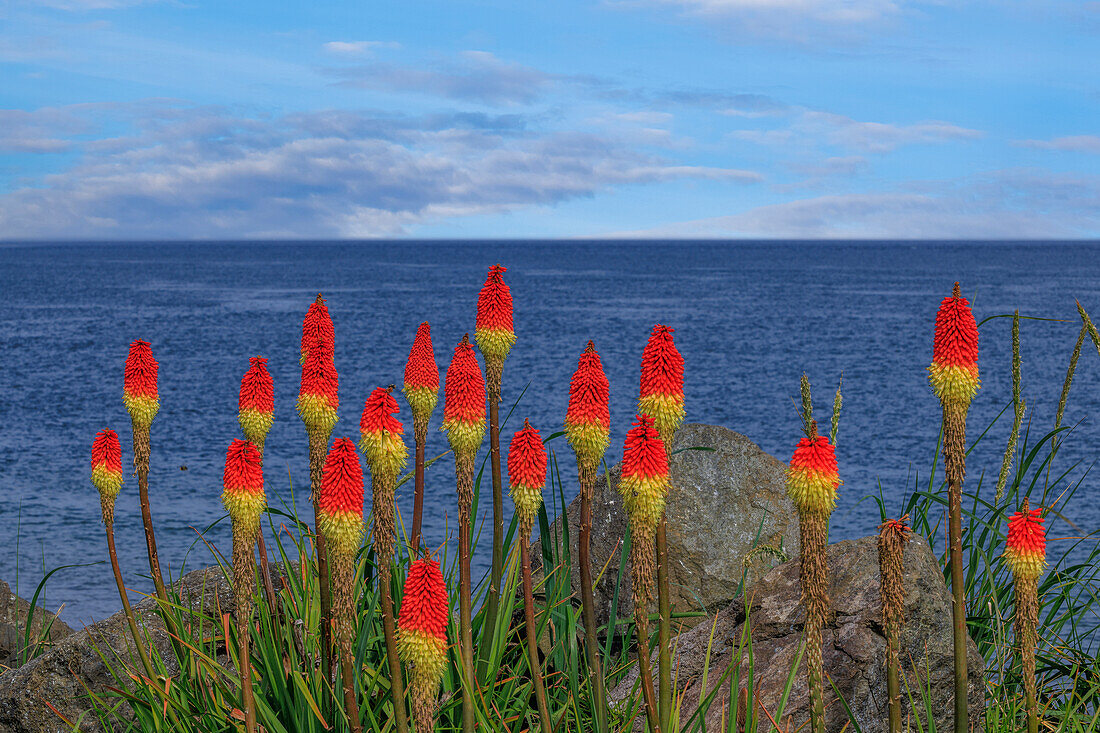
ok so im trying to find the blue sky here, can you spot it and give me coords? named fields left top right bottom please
left=1, top=0, right=1098, bottom=239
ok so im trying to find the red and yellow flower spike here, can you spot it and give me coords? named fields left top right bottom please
left=1004, top=504, right=1047, bottom=580
left=222, top=439, right=266, bottom=540
left=474, top=264, right=515, bottom=364
left=398, top=554, right=450, bottom=733
left=300, top=293, right=334, bottom=366
left=316, top=438, right=364, bottom=559
left=359, top=386, right=408, bottom=480
left=91, top=429, right=124, bottom=524
left=123, top=339, right=159, bottom=427
left=565, top=340, right=610, bottom=468
left=618, top=413, right=668, bottom=732
left=508, top=419, right=547, bottom=534
left=239, top=356, right=274, bottom=452
left=404, top=322, right=439, bottom=425
left=297, top=347, right=339, bottom=433
left=638, top=324, right=685, bottom=445
left=442, top=334, right=486, bottom=457
left=928, top=282, right=980, bottom=407
left=786, top=431, right=841, bottom=516
left=618, top=413, right=671, bottom=534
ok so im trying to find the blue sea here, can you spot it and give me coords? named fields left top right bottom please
left=2, top=241, right=1098, bottom=624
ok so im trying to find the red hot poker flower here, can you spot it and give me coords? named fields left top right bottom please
left=398, top=555, right=449, bottom=682
left=404, top=322, right=439, bottom=424
left=297, top=346, right=339, bottom=432
left=300, top=294, right=334, bottom=365
left=638, top=324, right=685, bottom=443
left=508, top=419, right=547, bottom=531
left=359, top=386, right=408, bottom=479
left=442, top=334, right=486, bottom=456
left=91, top=429, right=124, bottom=507
left=787, top=435, right=840, bottom=515
left=239, top=356, right=274, bottom=449
left=222, top=439, right=265, bottom=536
left=565, top=340, right=611, bottom=465
left=475, top=264, right=516, bottom=363
left=1004, top=506, right=1046, bottom=579
left=618, top=414, right=670, bottom=533
left=317, top=438, right=365, bottom=557
left=124, top=339, right=160, bottom=426
left=929, top=282, right=980, bottom=406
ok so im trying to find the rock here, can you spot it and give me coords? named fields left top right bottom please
left=0, top=565, right=266, bottom=733
left=611, top=535, right=984, bottom=732
left=0, top=580, right=74, bottom=669
left=540, top=423, right=799, bottom=629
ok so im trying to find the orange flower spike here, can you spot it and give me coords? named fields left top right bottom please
left=508, top=419, right=548, bottom=532
left=397, top=555, right=450, bottom=684
left=123, top=339, right=160, bottom=427
left=442, top=334, right=486, bottom=457
left=403, top=322, right=439, bottom=425
left=316, top=438, right=365, bottom=558
left=618, top=414, right=670, bottom=534
left=565, top=340, right=611, bottom=466
left=91, top=429, right=124, bottom=516
left=297, top=346, right=339, bottom=433
left=359, top=386, right=408, bottom=479
left=475, top=264, right=515, bottom=364
left=239, top=356, right=274, bottom=451
left=1004, top=507, right=1047, bottom=580
left=787, top=433, right=840, bottom=516
left=222, top=439, right=266, bottom=539
left=928, top=282, right=980, bottom=407
left=300, top=293, right=334, bottom=366
left=638, top=324, right=685, bottom=444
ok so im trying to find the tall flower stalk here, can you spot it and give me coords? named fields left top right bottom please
left=1004, top=499, right=1046, bottom=733
left=474, top=263, right=515, bottom=673
left=403, top=322, right=439, bottom=552
left=238, top=356, right=277, bottom=611
left=564, top=340, right=610, bottom=731
left=441, top=334, right=486, bottom=733
left=878, top=515, right=912, bottom=733
left=92, top=430, right=156, bottom=681
left=508, top=419, right=552, bottom=733
left=297, top=294, right=339, bottom=690
left=786, top=420, right=840, bottom=733
left=398, top=555, right=450, bottom=733
left=123, top=339, right=170, bottom=607
left=316, top=438, right=365, bottom=733
left=359, top=386, right=410, bottom=733
left=618, top=414, right=670, bottom=733
left=928, top=282, right=980, bottom=733
left=637, top=324, right=685, bottom=731
left=222, top=439, right=266, bottom=733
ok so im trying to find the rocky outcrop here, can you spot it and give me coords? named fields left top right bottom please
left=0, top=566, right=247, bottom=733
left=0, top=580, right=74, bottom=670
left=542, top=423, right=799, bottom=629
left=611, top=535, right=984, bottom=732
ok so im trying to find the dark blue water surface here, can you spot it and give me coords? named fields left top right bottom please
left=2, top=241, right=1099, bottom=624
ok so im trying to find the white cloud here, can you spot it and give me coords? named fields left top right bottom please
left=325, top=51, right=556, bottom=105
left=617, top=0, right=911, bottom=43
left=728, top=109, right=983, bottom=154
left=603, top=170, right=1100, bottom=238
left=1017, top=135, right=1100, bottom=154
left=0, top=103, right=760, bottom=238
left=321, top=41, right=400, bottom=57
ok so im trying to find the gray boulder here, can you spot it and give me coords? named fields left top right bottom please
left=0, top=566, right=247, bottom=733
left=0, top=580, right=74, bottom=671
left=542, top=423, right=799, bottom=629
left=611, top=535, right=984, bottom=732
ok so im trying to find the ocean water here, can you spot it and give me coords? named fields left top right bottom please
left=1, top=241, right=1098, bottom=625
